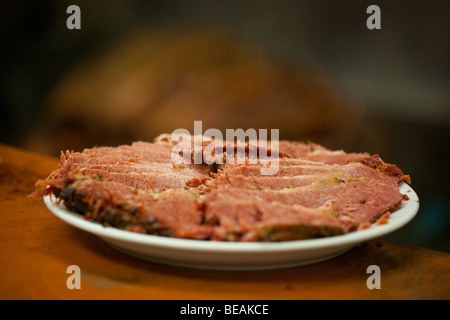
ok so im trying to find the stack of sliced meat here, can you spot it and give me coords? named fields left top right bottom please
left=32, top=134, right=411, bottom=242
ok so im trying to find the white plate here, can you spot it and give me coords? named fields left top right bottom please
left=44, top=183, right=419, bottom=271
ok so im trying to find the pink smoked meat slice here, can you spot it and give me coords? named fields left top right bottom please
left=206, top=200, right=353, bottom=241
left=276, top=140, right=409, bottom=182
left=31, top=134, right=411, bottom=242
left=48, top=144, right=211, bottom=184
left=206, top=172, right=350, bottom=190
left=67, top=168, right=208, bottom=189
left=204, top=176, right=404, bottom=226
left=220, top=162, right=400, bottom=185
left=47, top=177, right=214, bottom=240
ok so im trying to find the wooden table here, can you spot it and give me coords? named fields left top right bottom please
left=1, top=143, right=449, bottom=300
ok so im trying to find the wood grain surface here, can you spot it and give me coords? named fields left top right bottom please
left=0, top=144, right=448, bottom=300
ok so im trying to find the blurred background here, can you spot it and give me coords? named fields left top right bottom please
left=1, top=0, right=449, bottom=252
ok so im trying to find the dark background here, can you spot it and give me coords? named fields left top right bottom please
left=1, top=0, right=449, bottom=252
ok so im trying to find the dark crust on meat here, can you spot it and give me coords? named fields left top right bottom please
left=257, top=224, right=345, bottom=242
left=44, top=177, right=213, bottom=239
